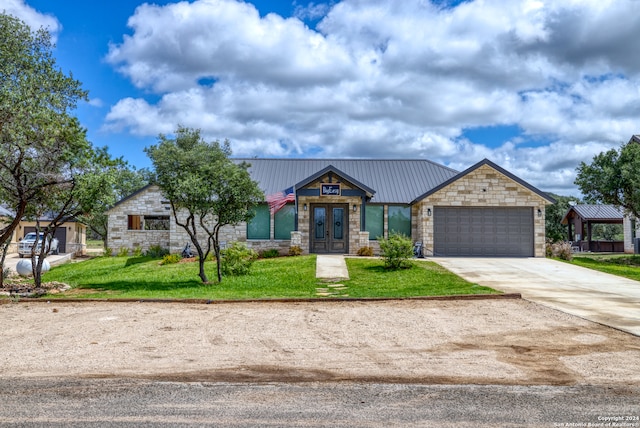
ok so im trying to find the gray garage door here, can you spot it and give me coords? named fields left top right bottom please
left=433, top=207, right=534, bottom=257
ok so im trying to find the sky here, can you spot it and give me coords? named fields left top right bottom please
left=3, top=0, right=640, bottom=196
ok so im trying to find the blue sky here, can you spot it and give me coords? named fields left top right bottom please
left=5, top=0, right=640, bottom=195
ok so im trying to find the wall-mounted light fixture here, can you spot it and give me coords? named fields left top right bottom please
left=537, top=208, right=542, bottom=217
left=427, top=208, right=432, bottom=217
left=303, top=203, right=307, bottom=211
left=353, top=204, right=358, bottom=212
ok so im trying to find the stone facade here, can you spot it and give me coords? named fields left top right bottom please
left=415, top=164, right=549, bottom=257
left=108, top=161, right=551, bottom=257
left=623, top=215, right=639, bottom=253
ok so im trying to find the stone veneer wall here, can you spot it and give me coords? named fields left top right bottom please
left=107, top=185, right=171, bottom=253
left=296, top=173, right=364, bottom=255
left=623, top=216, right=639, bottom=253
left=416, top=164, right=550, bottom=257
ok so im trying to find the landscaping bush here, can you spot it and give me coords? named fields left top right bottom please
left=104, top=247, right=113, bottom=257
left=378, top=233, right=414, bottom=269
left=260, top=249, right=280, bottom=258
left=147, top=245, right=169, bottom=258
left=357, top=246, right=374, bottom=256
left=117, top=247, right=129, bottom=257
left=288, top=245, right=302, bottom=256
left=132, top=246, right=143, bottom=257
left=160, top=253, right=182, bottom=265
left=221, top=242, right=258, bottom=276
left=546, top=241, right=573, bottom=261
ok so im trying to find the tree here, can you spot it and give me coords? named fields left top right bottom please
left=76, top=150, right=150, bottom=248
left=145, top=127, right=264, bottom=283
left=575, top=142, right=640, bottom=219
left=545, top=193, right=581, bottom=243
left=24, top=130, right=119, bottom=287
left=0, top=14, right=87, bottom=273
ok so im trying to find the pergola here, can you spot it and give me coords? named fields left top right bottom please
left=561, top=204, right=624, bottom=252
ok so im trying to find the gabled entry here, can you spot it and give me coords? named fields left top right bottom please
left=310, top=204, right=348, bottom=253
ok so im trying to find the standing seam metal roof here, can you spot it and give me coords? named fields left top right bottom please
left=568, top=204, right=625, bottom=221
left=234, top=158, right=460, bottom=204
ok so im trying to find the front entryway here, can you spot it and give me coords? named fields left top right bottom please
left=310, top=204, right=349, bottom=253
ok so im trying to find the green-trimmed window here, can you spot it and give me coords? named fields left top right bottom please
left=388, top=205, right=411, bottom=237
left=274, top=204, right=295, bottom=240
left=365, top=205, right=384, bottom=240
left=247, top=204, right=270, bottom=239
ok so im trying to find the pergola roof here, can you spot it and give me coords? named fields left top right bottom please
left=561, top=204, right=624, bottom=225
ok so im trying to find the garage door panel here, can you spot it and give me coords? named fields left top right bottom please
left=434, top=207, right=533, bottom=257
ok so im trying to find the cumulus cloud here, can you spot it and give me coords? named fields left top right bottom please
left=103, top=0, right=640, bottom=194
left=1, top=0, right=61, bottom=38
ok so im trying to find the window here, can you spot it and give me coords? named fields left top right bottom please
left=144, top=216, right=170, bottom=230
left=388, top=205, right=411, bottom=237
left=247, top=204, right=270, bottom=239
left=274, top=204, right=295, bottom=240
left=365, top=205, right=384, bottom=240
left=128, top=215, right=142, bottom=230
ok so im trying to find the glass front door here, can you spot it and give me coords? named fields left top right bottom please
left=310, top=204, right=348, bottom=253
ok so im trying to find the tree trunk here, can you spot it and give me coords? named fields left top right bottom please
left=215, top=228, right=222, bottom=283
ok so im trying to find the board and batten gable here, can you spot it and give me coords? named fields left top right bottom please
left=413, top=160, right=554, bottom=257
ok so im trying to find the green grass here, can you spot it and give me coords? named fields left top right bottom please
left=343, top=258, right=497, bottom=297
left=34, top=255, right=497, bottom=300
left=568, top=254, right=640, bottom=282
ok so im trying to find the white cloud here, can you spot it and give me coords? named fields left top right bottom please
left=103, top=0, right=640, bottom=194
left=1, top=0, right=61, bottom=39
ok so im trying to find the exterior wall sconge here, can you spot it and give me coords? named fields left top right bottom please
left=537, top=208, right=542, bottom=217
left=303, top=203, right=307, bottom=211
left=353, top=204, right=357, bottom=212
left=427, top=208, right=432, bottom=216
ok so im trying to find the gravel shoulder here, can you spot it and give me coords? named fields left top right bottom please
left=1, top=299, right=639, bottom=386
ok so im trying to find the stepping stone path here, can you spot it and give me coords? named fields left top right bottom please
left=315, top=255, right=350, bottom=297
left=315, top=282, right=349, bottom=298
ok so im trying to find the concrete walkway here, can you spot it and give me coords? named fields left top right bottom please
left=316, top=255, right=349, bottom=280
left=432, top=257, right=640, bottom=336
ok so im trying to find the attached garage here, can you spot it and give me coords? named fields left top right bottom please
left=433, top=207, right=534, bottom=257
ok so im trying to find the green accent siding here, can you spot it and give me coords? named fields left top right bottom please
left=365, top=205, right=384, bottom=240
left=274, top=204, right=295, bottom=240
left=388, top=206, right=411, bottom=238
left=247, top=204, right=270, bottom=239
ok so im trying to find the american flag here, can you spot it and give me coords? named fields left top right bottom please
left=266, top=186, right=295, bottom=214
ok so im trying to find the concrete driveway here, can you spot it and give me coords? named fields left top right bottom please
left=3, top=253, right=72, bottom=274
left=432, top=257, right=640, bottom=337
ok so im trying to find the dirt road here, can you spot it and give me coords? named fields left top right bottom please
left=2, top=298, right=639, bottom=386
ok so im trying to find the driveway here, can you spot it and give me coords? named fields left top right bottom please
left=3, top=252, right=72, bottom=274
left=432, top=257, right=640, bottom=336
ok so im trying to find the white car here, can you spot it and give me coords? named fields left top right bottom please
left=18, top=232, right=59, bottom=258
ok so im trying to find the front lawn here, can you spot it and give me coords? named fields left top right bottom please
left=568, top=254, right=640, bottom=282
left=34, top=255, right=496, bottom=300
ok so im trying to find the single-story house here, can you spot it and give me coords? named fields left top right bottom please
left=107, top=158, right=554, bottom=257
left=0, top=206, right=87, bottom=256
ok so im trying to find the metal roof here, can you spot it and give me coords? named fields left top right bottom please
left=235, top=158, right=460, bottom=204
left=562, top=204, right=625, bottom=223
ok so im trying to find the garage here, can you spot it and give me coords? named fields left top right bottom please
left=24, top=227, right=67, bottom=253
left=433, top=206, right=534, bottom=257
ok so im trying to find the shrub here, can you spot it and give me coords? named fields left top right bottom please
left=132, top=246, right=143, bottom=257
left=357, top=246, right=374, bottom=256
left=160, top=253, right=182, bottom=265
left=288, top=246, right=303, bottom=256
left=221, top=242, right=258, bottom=276
left=147, top=245, right=169, bottom=258
left=117, top=247, right=129, bottom=257
left=260, top=249, right=280, bottom=258
left=547, top=241, right=573, bottom=261
left=104, top=247, right=113, bottom=257
left=378, top=233, right=414, bottom=269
